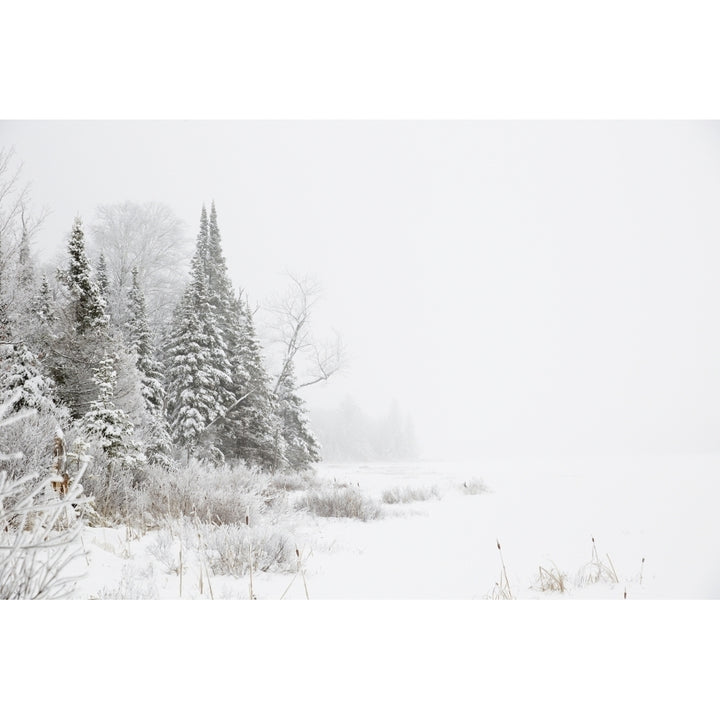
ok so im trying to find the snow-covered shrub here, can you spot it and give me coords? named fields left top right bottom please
left=148, top=528, right=182, bottom=574
left=459, top=479, right=489, bottom=495
left=94, top=563, right=158, bottom=599
left=266, top=470, right=319, bottom=493
left=0, top=396, right=86, bottom=599
left=381, top=485, right=440, bottom=504
left=0, top=411, right=66, bottom=483
left=201, top=522, right=296, bottom=577
left=72, top=436, right=137, bottom=524
left=138, top=460, right=289, bottom=526
left=296, top=487, right=382, bottom=522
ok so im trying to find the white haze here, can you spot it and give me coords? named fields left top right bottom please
left=2, top=120, right=720, bottom=459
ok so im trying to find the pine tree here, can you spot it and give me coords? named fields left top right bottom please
left=79, top=353, right=143, bottom=465
left=59, top=217, right=107, bottom=334
left=164, top=207, right=233, bottom=457
left=204, top=202, right=236, bottom=412
left=0, top=341, right=67, bottom=418
left=221, top=296, right=278, bottom=468
left=126, top=267, right=164, bottom=413
left=274, top=359, right=321, bottom=471
left=31, top=273, right=57, bottom=325
left=45, top=217, right=113, bottom=418
left=96, top=252, right=110, bottom=302
left=125, top=267, right=173, bottom=466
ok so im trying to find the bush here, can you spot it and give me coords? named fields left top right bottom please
left=94, top=563, right=159, bottom=599
left=147, top=528, right=182, bottom=574
left=296, top=487, right=382, bottom=522
left=79, top=457, right=305, bottom=529
left=0, top=400, right=87, bottom=599
left=201, top=523, right=296, bottom=577
left=459, top=479, right=489, bottom=495
left=381, top=485, right=440, bottom=504
left=137, top=460, right=289, bottom=526
left=0, top=472, right=87, bottom=599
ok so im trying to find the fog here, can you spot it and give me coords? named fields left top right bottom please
left=2, top=120, right=720, bottom=459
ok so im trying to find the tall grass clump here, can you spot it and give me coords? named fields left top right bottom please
left=533, top=563, right=568, bottom=593
left=381, top=485, right=440, bottom=504
left=489, top=539, right=514, bottom=599
left=201, top=523, right=296, bottom=577
left=296, top=486, right=382, bottom=522
left=81, top=458, right=298, bottom=530
left=576, top=536, right=619, bottom=586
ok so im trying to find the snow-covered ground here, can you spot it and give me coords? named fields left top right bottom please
left=67, top=454, right=720, bottom=599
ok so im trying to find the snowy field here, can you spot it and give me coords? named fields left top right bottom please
left=66, top=454, right=720, bottom=599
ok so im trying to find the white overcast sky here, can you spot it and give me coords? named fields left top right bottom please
left=2, top=120, right=720, bottom=458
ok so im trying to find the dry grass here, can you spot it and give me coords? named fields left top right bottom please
left=576, top=537, right=619, bottom=586
left=381, top=485, right=440, bottom=504
left=489, top=539, right=514, bottom=599
left=296, top=487, right=382, bottom=522
left=201, top=523, right=296, bottom=577
left=533, top=563, right=568, bottom=593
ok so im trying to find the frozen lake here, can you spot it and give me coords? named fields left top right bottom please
left=277, top=455, right=720, bottom=599
left=69, top=454, right=720, bottom=599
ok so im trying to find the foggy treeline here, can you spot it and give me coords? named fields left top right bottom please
left=312, top=397, right=418, bottom=462
left=0, top=147, right=338, bottom=484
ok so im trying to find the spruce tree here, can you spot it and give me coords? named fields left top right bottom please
left=46, top=217, right=112, bottom=418
left=204, top=201, right=236, bottom=412
left=79, top=353, right=143, bottom=465
left=0, top=341, right=67, bottom=418
left=274, top=358, right=321, bottom=471
left=125, top=267, right=173, bottom=466
left=59, top=217, right=107, bottom=335
left=164, top=207, right=232, bottom=457
left=96, top=252, right=110, bottom=301
left=221, top=296, right=277, bottom=468
left=32, top=273, right=57, bottom=325
left=126, top=267, right=164, bottom=414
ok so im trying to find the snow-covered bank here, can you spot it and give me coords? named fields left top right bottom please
left=66, top=454, right=720, bottom=599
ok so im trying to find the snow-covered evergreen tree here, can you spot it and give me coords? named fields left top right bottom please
left=126, top=267, right=164, bottom=413
left=45, top=218, right=112, bottom=417
left=273, top=358, right=320, bottom=471
left=164, top=207, right=232, bottom=457
left=221, top=296, right=278, bottom=469
left=96, top=252, right=110, bottom=304
left=0, top=340, right=67, bottom=419
left=31, top=273, right=57, bottom=325
left=79, top=353, right=143, bottom=465
left=203, top=202, right=236, bottom=412
left=125, top=267, right=173, bottom=466
left=58, top=217, right=107, bottom=335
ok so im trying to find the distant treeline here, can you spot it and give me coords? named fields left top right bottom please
left=311, top=397, right=419, bottom=462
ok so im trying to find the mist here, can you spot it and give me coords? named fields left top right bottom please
left=3, top=120, right=720, bottom=459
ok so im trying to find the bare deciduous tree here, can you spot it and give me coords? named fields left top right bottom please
left=0, top=147, right=48, bottom=270
left=90, top=201, right=192, bottom=334
left=267, top=273, right=346, bottom=394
